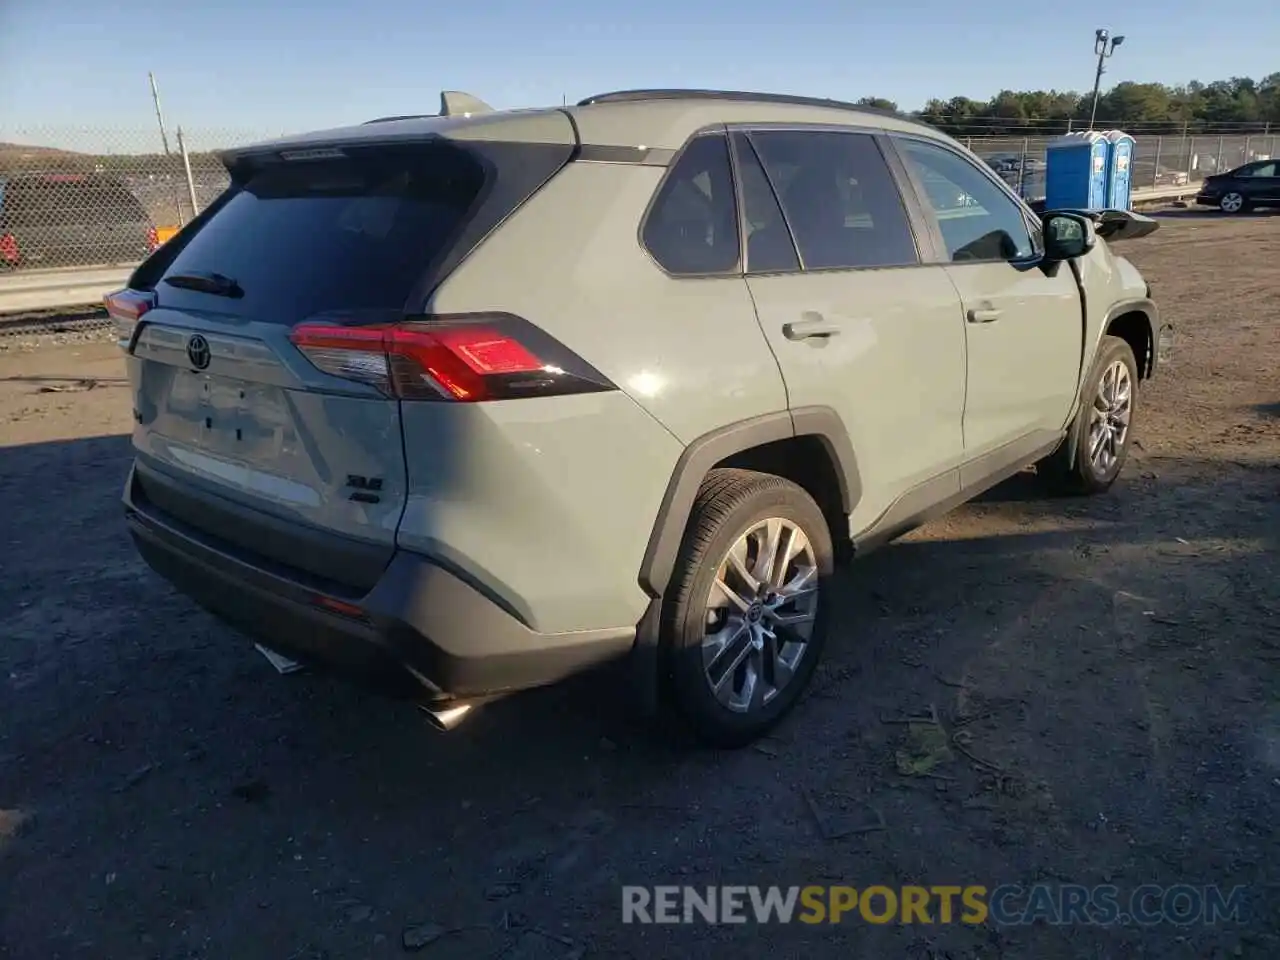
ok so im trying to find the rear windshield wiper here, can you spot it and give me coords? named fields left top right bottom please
left=163, top=271, right=244, bottom=298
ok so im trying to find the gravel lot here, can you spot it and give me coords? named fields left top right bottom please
left=2, top=212, right=1278, bottom=959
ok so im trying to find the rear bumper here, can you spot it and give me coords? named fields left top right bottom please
left=122, top=462, right=636, bottom=703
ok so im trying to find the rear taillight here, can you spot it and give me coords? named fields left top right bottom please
left=145, top=226, right=160, bottom=253
left=288, top=315, right=615, bottom=402
left=0, top=233, right=18, bottom=265
left=104, top=288, right=154, bottom=322
left=104, top=288, right=156, bottom=348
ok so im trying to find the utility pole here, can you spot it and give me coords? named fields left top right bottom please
left=148, top=72, right=189, bottom=225
left=177, top=127, right=200, bottom=218
left=1088, top=29, right=1125, bottom=130
left=149, top=71, right=173, bottom=155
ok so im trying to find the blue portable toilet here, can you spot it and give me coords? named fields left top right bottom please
left=1104, top=130, right=1136, bottom=210
left=1044, top=131, right=1109, bottom=211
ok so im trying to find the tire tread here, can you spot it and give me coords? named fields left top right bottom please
left=661, top=468, right=833, bottom=748
left=1038, top=334, right=1138, bottom=496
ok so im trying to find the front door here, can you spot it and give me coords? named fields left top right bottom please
left=1237, top=161, right=1280, bottom=203
left=734, top=128, right=968, bottom=535
left=892, top=135, right=1083, bottom=470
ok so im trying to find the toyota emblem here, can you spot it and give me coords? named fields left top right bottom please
left=186, top=334, right=211, bottom=370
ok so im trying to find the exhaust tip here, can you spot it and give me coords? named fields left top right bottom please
left=420, top=702, right=474, bottom=732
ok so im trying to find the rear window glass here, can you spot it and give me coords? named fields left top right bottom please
left=2, top=178, right=148, bottom=228
left=154, top=142, right=485, bottom=324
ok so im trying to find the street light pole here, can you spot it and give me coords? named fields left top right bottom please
left=1088, top=29, right=1125, bottom=130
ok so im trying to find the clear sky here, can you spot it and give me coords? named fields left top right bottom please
left=2, top=0, right=1276, bottom=141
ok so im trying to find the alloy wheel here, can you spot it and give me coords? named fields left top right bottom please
left=701, top=517, right=819, bottom=714
left=1088, top=359, right=1133, bottom=476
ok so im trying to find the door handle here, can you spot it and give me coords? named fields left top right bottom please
left=783, top=314, right=841, bottom=341
left=967, top=307, right=1002, bottom=324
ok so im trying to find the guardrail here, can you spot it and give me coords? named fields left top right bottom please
left=0, top=264, right=139, bottom=314
left=1129, top=183, right=1206, bottom=205
left=0, top=183, right=1207, bottom=317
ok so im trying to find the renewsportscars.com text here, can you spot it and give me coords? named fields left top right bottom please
left=621, top=884, right=1247, bottom=926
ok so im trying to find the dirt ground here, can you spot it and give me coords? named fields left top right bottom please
left=1, top=212, right=1278, bottom=960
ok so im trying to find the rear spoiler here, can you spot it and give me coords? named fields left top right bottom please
left=1030, top=203, right=1160, bottom=241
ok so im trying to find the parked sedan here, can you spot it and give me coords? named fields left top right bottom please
left=0, top=173, right=160, bottom=269
left=1195, top=160, right=1280, bottom=214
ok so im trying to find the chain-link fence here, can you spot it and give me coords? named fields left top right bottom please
left=0, top=127, right=278, bottom=272
left=961, top=133, right=1280, bottom=202
left=1, top=125, right=1277, bottom=272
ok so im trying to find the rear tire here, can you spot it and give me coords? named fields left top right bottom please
left=1038, top=335, right=1139, bottom=496
left=662, top=468, right=834, bottom=748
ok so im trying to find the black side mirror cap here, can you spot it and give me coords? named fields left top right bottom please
left=1042, top=212, right=1097, bottom=261
left=1093, top=209, right=1160, bottom=242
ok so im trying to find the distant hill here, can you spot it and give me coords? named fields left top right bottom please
left=0, top=142, right=89, bottom=175
left=0, top=142, right=82, bottom=160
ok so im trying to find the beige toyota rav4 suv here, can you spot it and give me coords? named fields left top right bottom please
left=113, top=89, right=1172, bottom=747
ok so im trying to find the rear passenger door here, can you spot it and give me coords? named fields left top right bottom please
left=737, top=128, right=968, bottom=536
left=890, top=135, right=1082, bottom=470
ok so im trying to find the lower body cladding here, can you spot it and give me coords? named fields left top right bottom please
left=121, top=463, right=637, bottom=730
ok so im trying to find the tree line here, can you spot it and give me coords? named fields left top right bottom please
left=855, top=75, right=1280, bottom=136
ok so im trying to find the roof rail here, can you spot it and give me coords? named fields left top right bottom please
left=363, top=114, right=435, bottom=125
left=576, top=88, right=920, bottom=124
left=363, top=91, right=495, bottom=125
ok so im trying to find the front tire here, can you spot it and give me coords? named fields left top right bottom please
left=1219, top=191, right=1248, bottom=214
left=1038, top=335, right=1139, bottom=495
left=663, top=469, right=834, bottom=748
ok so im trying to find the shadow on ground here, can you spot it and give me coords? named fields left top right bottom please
left=1, top=434, right=1277, bottom=959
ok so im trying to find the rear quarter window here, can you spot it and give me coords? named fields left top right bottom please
left=641, top=133, right=741, bottom=275
left=153, top=142, right=488, bottom=324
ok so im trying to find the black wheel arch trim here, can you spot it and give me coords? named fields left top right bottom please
left=637, top=405, right=860, bottom=599
left=1101, top=297, right=1163, bottom=378
left=1063, top=307, right=1157, bottom=468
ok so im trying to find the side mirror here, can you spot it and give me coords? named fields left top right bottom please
left=1042, top=212, right=1097, bottom=261
left=1094, top=209, right=1160, bottom=242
